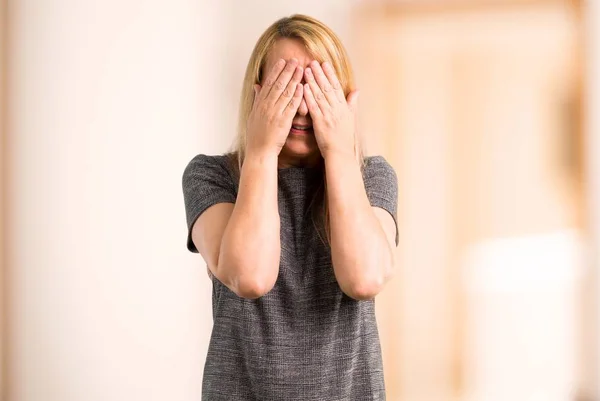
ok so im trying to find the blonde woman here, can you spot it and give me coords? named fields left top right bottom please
left=182, top=14, right=398, bottom=400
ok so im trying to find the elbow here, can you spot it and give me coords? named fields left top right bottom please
left=231, top=274, right=277, bottom=300
left=216, top=248, right=279, bottom=299
left=339, top=266, right=394, bottom=301
left=340, top=277, right=386, bottom=301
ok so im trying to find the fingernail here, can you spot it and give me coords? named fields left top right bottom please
left=305, top=68, right=312, bottom=77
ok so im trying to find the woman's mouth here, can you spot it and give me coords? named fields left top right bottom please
left=290, top=125, right=313, bottom=135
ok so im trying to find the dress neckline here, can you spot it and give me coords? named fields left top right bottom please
left=277, top=165, right=323, bottom=180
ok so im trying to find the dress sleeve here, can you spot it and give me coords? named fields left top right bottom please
left=182, top=154, right=237, bottom=253
left=362, top=156, right=399, bottom=247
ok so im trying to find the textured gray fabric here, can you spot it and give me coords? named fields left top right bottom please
left=182, top=153, right=398, bottom=401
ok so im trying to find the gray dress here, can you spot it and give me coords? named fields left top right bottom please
left=182, top=153, right=398, bottom=401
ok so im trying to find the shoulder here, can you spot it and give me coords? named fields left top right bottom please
left=183, top=153, right=234, bottom=172
left=361, top=155, right=398, bottom=200
left=182, top=153, right=238, bottom=181
left=362, top=155, right=397, bottom=179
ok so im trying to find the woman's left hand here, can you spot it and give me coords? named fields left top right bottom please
left=303, top=60, right=359, bottom=159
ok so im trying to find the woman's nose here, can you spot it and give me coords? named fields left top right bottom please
left=297, top=98, right=308, bottom=116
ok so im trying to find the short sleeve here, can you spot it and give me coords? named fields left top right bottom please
left=182, top=154, right=237, bottom=253
left=362, top=156, right=399, bottom=247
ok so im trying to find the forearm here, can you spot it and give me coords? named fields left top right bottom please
left=325, top=152, right=394, bottom=300
left=217, top=151, right=281, bottom=298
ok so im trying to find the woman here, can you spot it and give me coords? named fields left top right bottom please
left=182, top=14, right=398, bottom=401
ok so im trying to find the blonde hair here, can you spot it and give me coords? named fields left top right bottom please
left=229, top=14, right=365, bottom=244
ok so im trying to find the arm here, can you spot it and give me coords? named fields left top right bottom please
left=213, top=153, right=281, bottom=298
left=324, top=153, right=396, bottom=300
left=302, top=60, right=397, bottom=300
left=189, top=59, right=305, bottom=299
left=190, top=154, right=280, bottom=299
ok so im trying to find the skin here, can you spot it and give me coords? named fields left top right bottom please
left=254, top=38, right=320, bottom=168
left=191, top=38, right=397, bottom=300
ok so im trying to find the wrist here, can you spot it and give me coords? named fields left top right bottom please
left=243, top=149, right=279, bottom=171
left=246, top=144, right=281, bottom=162
left=323, top=150, right=361, bottom=176
left=321, top=147, right=356, bottom=162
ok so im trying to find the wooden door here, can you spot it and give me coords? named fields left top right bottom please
left=352, top=2, right=583, bottom=400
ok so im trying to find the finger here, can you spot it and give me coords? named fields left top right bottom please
left=322, top=61, right=346, bottom=102
left=303, top=83, right=322, bottom=118
left=309, top=60, right=338, bottom=105
left=266, top=58, right=299, bottom=105
left=298, top=98, right=308, bottom=115
left=276, top=65, right=303, bottom=113
left=260, top=59, right=286, bottom=101
left=305, top=67, right=330, bottom=112
left=283, top=83, right=304, bottom=118
left=346, top=90, right=360, bottom=113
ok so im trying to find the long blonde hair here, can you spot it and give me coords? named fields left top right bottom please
left=229, top=14, right=365, bottom=245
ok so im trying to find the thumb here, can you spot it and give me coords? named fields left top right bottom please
left=346, top=90, right=360, bottom=112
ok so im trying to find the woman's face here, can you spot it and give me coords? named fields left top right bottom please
left=262, top=38, right=321, bottom=167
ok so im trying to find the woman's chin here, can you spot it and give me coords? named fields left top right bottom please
left=282, top=135, right=319, bottom=157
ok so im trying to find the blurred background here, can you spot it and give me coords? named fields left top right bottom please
left=1, top=0, right=599, bottom=400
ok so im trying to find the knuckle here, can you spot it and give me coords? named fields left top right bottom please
left=275, top=80, right=286, bottom=90
left=282, top=87, right=293, bottom=98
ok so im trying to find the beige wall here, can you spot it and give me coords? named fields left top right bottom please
left=584, top=0, right=600, bottom=399
left=5, top=1, right=227, bottom=400
left=1, top=0, right=6, bottom=398
left=355, top=3, right=583, bottom=400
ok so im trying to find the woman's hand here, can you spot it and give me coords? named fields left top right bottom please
left=303, top=60, right=359, bottom=159
left=246, top=58, right=304, bottom=158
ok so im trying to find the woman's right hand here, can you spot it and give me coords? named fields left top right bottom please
left=245, top=58, right=304, bottom=157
